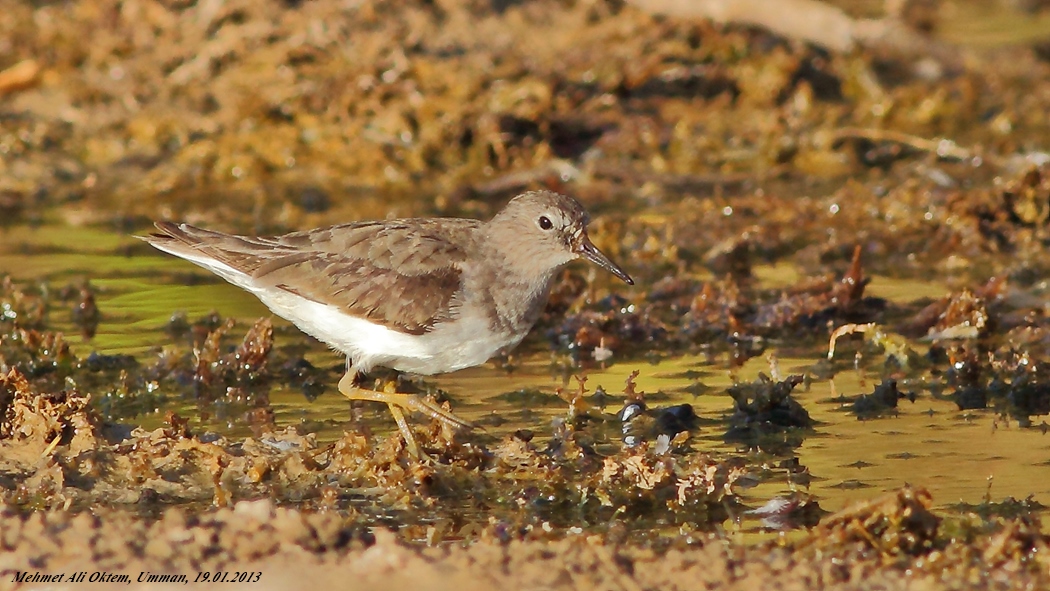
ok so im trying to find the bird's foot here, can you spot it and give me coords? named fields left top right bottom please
left=337, top=371, right=473, bottom=460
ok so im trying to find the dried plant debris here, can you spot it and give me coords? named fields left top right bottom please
left=61, top=281, right=100, bottom=340
left=0, top=366, right=743, bottom=534
left=793, top=486, right=1049, bottom=584
left=0, top=280, right=328, bottom=423
left=947, top=495, right=1047, bottom=521
left=826, top=322, right=924, bottom=371
left=801, top=486, right=941, bottom=557
left=548, top=371, right=704, bottom=450
left=983, top=349, right=1050, bottom=423
left=747, top=492, right=827, bottom=530
left=0, top=277, right=47, bottom=332
left=725, top=373, right=812, bottom=445
left=754, top=245, right=881, bottom=333
left=922, top=342, right=1050, bottom=421
left=900, top=278, right=1004, bottom=341
left=0, top=368, right=104, bottom=456
left=541, top=245, right=888, bottom=367
left=618, top=402, right=698, bottom=449
left=851, top=379, right=916, bottom=419
left=545, top=293, right=670, bottom=362
left=984, top=164, right=1050, bottom=238
left=0, top=282, right=772, bottom=531
left=191, top=317, right=274, bottom=393
left=679, top=276, right=752, bottom=340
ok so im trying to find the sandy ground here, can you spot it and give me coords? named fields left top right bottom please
left=3, top=487, right=1049, bottom=591
left=4, top=0, right=1050, bottom=588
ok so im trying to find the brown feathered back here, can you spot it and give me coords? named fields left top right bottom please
left=145, top=219, right=477, bottom=335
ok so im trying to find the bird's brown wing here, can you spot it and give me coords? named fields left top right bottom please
left=147, top=219, right=477, bottom=335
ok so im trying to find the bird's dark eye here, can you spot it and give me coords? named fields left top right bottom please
left=538, top=215, right=553, bottom=230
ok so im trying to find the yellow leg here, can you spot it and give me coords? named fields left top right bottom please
left=337, top=370, right=473, bottom=458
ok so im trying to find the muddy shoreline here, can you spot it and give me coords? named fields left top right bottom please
left=4, top=0, right=1050, bottom=588
left=3, top=487, right=1050, bottom=590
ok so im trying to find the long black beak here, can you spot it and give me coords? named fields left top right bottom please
left=577, top=236, right=634, bottom=285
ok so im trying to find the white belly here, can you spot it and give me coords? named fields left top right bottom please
left=157, top=247, right=515, bottom=375
left=259, top=289, right=513, bottom=374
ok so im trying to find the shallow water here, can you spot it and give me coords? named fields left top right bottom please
left=3, top=220, right=1047, bottom=522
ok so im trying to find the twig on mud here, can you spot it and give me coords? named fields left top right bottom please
left=828, top=322, right=877, bottom=360
left=626, top=0, right=963, bottom=72
left=831, top=127, right=974, bottom=161
left=628, top=0, right=856, bottom=51
left=591, top=163, right=752, bottom=196
left=766, top=351, right=782, bottom=382
left=827, top=322, right=918, bottom=369
left=40, top=433, right=62, bottom=458
left=467, top=160, right=583, bottom=198
left=0, top=59, right=40, bottom=95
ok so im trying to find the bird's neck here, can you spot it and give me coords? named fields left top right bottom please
left=477, top=241, right=558, bottom=334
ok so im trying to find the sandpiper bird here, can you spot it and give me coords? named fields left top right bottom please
left=143, top=190, right=633, bottom=457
